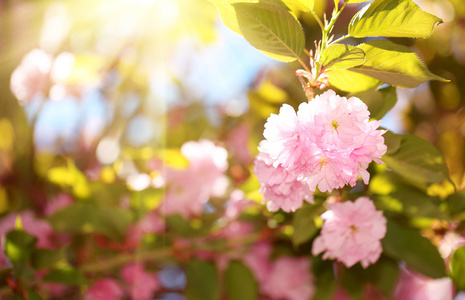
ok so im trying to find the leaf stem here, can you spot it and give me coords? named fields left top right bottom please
left=310, top=11, right=325, bottom=31
left=331, top=34, right=350, bottom=45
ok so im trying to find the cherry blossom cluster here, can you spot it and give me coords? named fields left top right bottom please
left=255, top=89, right=387, bottom=211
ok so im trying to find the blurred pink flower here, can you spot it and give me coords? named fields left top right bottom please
left=227, top=124, right=253, bottom=164
left=261, top=256, right=315, bottom=300
left=312, top=197, right=387, bottom=268
left=243, top=241, right=272, bottom=285
left=121, top=263, right=159, bottom=300
left=43, top=193, right=73, bottom=216
left=260, top=90, right=386, bottom=193
left=125, top=212, right=165, bottom=246
left=161, top=140, right=228, bottom=217
left=10, top=49, right=52, bottom=105
left=394, top=267, right=453, bottom=300
left=254, top=144, right=313, bottom=212
left=84, top=278, right=124, bottom=300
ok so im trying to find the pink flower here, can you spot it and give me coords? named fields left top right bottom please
left=243, top=242, right=272, bottom=285
left=254, top=143, right=313, bottom=212
left=43, top=193, right=73, bottom=216
left=125, top=212, right=165, bottom=246
left=260, top=90, right=386, bottom=193
left=312, top=197, right=387, bottom=268
left=10, top=49, right=52, bottom=105
left=84, top=278, right=124, bottom=300
left=261, top=256, right=315, bottom=300
left=121, top=263, right=159, bottom=300
left=161, top=140, right=228, bottom=217
left=394, top=267, right=453, bottom=300
left=227, top=125, right=253, bottom=164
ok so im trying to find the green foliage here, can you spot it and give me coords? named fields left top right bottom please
left=48, top=202, right=132, bottom=239
left=32, top=248, right=67, bottom=269
left=185, top=260, right=220, bottom=300
left=349, top=0, right=442, bottom=38
left=382, top=220, right=446, bottom=278
left=327, top=69, right=380, bottom=92
left=312, top=256, right=336, bottom=300
left=5, top=230, right=37, bottom=263
left=351, top=40, right=448, bottom=88
left=383, top=131, right=402, bottom=155
left=281, top=0, right=314, bottom=11
left=341, top=256, right=399, bottom=299
left=43, top=267, right=88, bottom=285
left=225, top=260, right=258, bottom=300
left=450, top=247, right=465, bottom=291
left=382, top=134, right=450, bottom=186
left=292, top=203, right=324, bottom=247
left=211, top=0, right=305, bottom=62
left=320, top=44, right=365, bottom=70
left=352, top=85, right=397, bottom=120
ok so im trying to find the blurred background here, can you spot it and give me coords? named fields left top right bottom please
left=0, top=0, right=464, bottom=298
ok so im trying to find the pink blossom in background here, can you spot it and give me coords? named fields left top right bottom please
left=125, top=212, right=165, bottom=246
left=260, top=90, right=386, bottom=193
left=121, top=263, right=159, bottom=300
left=254, top=145, right=313, bottom=212
left=161, top=140, right=229, bottom=217
left=223, top=189, right=256, bottom=220
left=43, top=193, right=73, bottom=216
left=312, top=197, right=387, bottom=268
left=227, top=124, right=253, bottom=164
left=10, top=49, right=52, bottom=105
left=84, top=278, right=124, bottom=300
left=261, top=256, right=315, bottom=300
left=243, top=241, right=272, bottom=285
left=394, top=267, right=453, bottom=300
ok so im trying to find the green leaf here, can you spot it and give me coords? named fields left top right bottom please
left=375, top=186, right=450, bottom=220
left=450, top=247, right=465, bottom=291
left=351, top=40, right=448, bottom=88
left=352, top=85, right=397, bottom=120
left=48, top=203, right=131, bottom=239
left=312, top=256, right=337, bottom=300
left=349, top=0, right=442, bottom=38
left=5, top=230, right=37, bottom=263
left=347, top=0, right=372, bottom=3
left=446, top=191, right=465, bottom=216
left=225, top=260, right=258, bottom=300
left=292, top=204, right=325, bottom=247
left=43, top=268, right=88, bottom=285
left=32, top=248, right=67, bottom=269
left=321, top=44, right=365, bottom=70
left=282, top=0, right=314, bottom=11
left=185, top=260, right=219, bottom=300
left=327, top=69, right=380, bottom=93
left=232, top=0, right=305, bottom=62
left=382, top=134, right=449, bottom=185
left=381, top=219, right=446, bottom=278
left=383, top=130, right=402, bottom=155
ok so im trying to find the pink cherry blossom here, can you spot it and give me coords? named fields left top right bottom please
left=243, top=241, right=272, bottom=285
left=84, top=278, right=124, bottom=300
left=121, top=263, right=159, bottom=300
left=161, top=140, right=229, bottom=217
left=254, top=143, right=313, bottom=212
left=261, top=256, right=315, bottom=300
left=125, top=212, right=165, bottom=246
left=312, top=197, right=387, bottom=268
left=10, top=49, right=52, bottom=105
left=394, top=267, right=453, bottom=300
left=260, top=90, right=386, bottom=193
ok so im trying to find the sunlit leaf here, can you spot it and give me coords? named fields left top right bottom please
left=349, top=0, right=442, bottom=38
left=232, top=0, right=305, bottom=62
left=327, top=69, right=380, bottom=92
left=347, top=0, right=372, bottom=3
left=382, top=134, right=449, bottom=185
left=381, top=220, right=446, bottom=278
left=351, top=40, right=448, bottom=88
left=321, top=44, right=365, bottom=70
left=282, top=0, right=314, bottom=11
left=225, top=260, right=258, bottom=300
left=450, top=247, right=465, bottom=291
left=5, top=230, right=37, bottom=263
left=32, top=248, right=67, bottom=269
